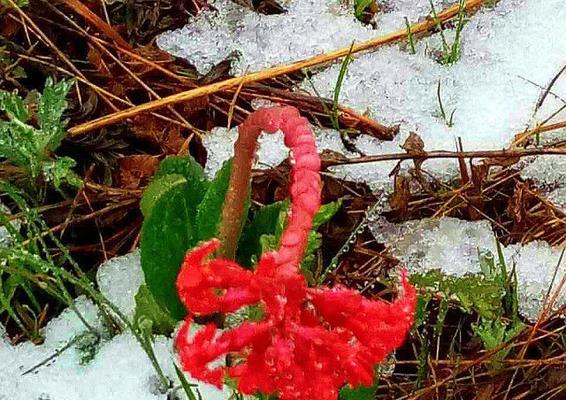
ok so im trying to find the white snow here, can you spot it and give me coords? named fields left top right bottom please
left=157, top=0, right=458, bottom=76
left=306, top=0, right=566, bottom=187
left=203, top=124, right=401, bottom=190
left=521, top=152, right=566, bottom=210
left=96, top=251, right=144, bottom=320
left=172, top=0, right=566, bottom=196
left=0, top=252, right=233, bottom=400
left=371, top=217, right=565, bottom=322
left=157, top=0, right=375, bottom=75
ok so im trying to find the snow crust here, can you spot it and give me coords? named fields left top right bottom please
left=521, top=153, right=566, bottom=210
left=372, top=217, right=565, bottom=322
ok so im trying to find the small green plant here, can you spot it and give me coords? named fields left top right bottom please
left=0, top=181, right=172, bottom=389
left=436, top=80, right=456, bottom=127
left=330, top=42, right=355, bottom=130
left=412, top=242, right=525, bottom=372
left=137, top=154, right=341, bottom=323
left=0, top=78, right=81, bottom=192
left=404, top=17, right=417, bottom=54
left=429, top=0, right=467, bottom=65
left=354, top=0, right=375, bottom=21
left=472, top=245, right=524, bottom=370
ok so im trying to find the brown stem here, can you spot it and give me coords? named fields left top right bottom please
left=217, top=122, right=263, bottom=260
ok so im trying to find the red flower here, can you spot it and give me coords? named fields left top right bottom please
left=176, top=106, right=416, bottom=400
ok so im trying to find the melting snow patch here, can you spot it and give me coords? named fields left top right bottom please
left=157, top=0, right=458, bottom=75
left=305, top=0, right=566, bottom=181
left=371, top=217, right=565, bottom=322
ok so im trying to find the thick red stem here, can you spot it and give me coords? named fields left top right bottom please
left=217, top=106, right=321, bottom=264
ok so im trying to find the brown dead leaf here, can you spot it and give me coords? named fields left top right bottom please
left=401, top=132, right=426, bottom=173
left=117, top=155, right=159, bottom=189
left=129, top=114, right=186, bottom=154
left=87, top=45, right=111, bottom=76
left=401, top=132, right=425, bottom=154
left=390, top=173, right=411, bottom=218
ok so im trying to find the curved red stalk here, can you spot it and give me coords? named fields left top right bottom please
left=176, top=106, right=417, bottom=400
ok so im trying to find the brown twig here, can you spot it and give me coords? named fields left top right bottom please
left=62, top=0, right=132, bottom=51
left=322, top=145, right=566, bottom=167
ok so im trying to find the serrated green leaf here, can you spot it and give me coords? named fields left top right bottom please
left=42, top=157, right=82, bottom=189
left=141, top=177, right=195, bottom=320
left=0, top=89, right=29, bottom=122
left=195, top=159, right=249, bottom=243
left=37, top=78, right=73, bottom=151
left=0, top=78, right=77, bottom=190
left=472, top=318, right=524, bottom=369
left=133, top=285, right=176, bottom=335
left=411, top=270, right=506, bottom=320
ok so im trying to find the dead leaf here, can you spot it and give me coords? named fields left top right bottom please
left=390, top=173, right=411, bottom=218
left=401, top=132, right=426, bottom=173
left=117, top=155, right=159, bottom=189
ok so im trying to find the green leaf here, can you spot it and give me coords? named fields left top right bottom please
left=0, top=89, right=29, bottom=122
left=195, top=159, right=247, bottom=242
left=411, top=270, right=506, bottom=320
left=259, top=233, right=278, bottom=254
left=133, top=285, right=176, bottom=335
left=237, top=200, right=288, bottom=266
left=140, top=174, right=188, bottom=218
left=354, top=0, right=374, bottom=18
left=340, top=384, right=375, bottom=400
left=0, top=78, right=76, bottom=190
left=1, top=0, right=29, bottom=6
left=239, top=199, right=341, bottom=275
left=301, top=199, right=342, bottom=280
left=312, top=198, right=343, bottom=230
left=154, top=155, right=206, bottom=182
left=153, top=155, right=208, bottom=225
left=174, top=363, right=200, bottom=400
left=472, top=319, right=524, bottom=369
left=37, top=78, right=73, bottom=151
left=140, top=175, right=195, bottom=320
left=42, top=157, right=82, bottom=190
